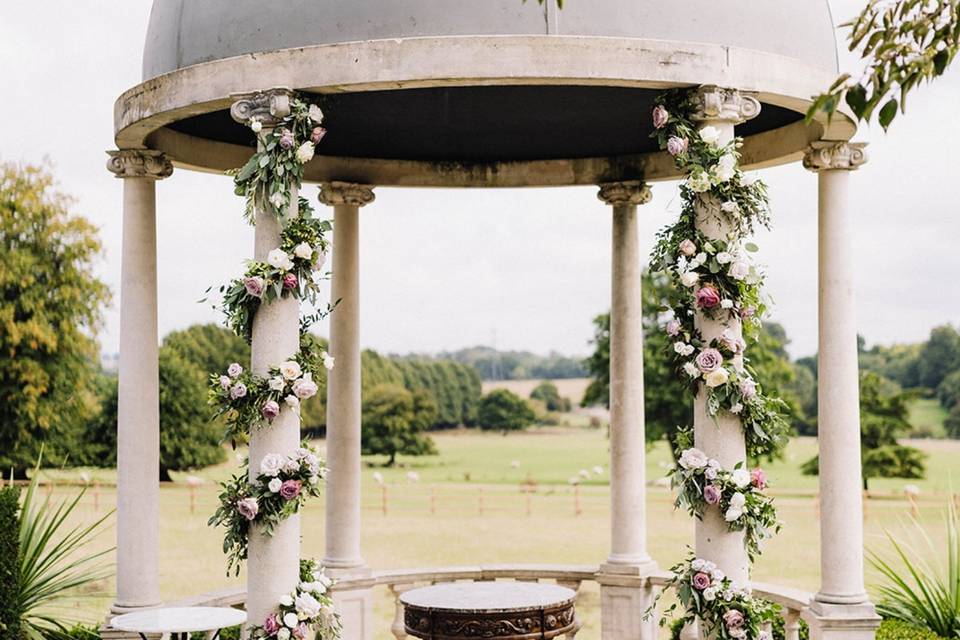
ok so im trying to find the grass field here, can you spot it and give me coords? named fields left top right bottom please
left=908, top=397, right=950, bottom=438
left=42, top=427, right=960, bottom=638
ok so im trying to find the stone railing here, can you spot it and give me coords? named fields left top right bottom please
left=166, top=564, right=811, bottom=640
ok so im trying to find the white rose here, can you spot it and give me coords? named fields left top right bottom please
left=683, top=362, right=700, bottom=378
left=711, top=568, right=726, bottom=582
left=680, top=271, right=700, bottom=288
left=285, top=394, right=301, bottom=412
left=704, top=368, right=730, bottom=388
left=681, top=344, right=695, bottom=356
left=703, top=586, right=718, bottom=602
left=691, top=559, right=706, bottom=571
left=720, top=299, right=734, bottom=309
left=309, top=104, right=324, bottom=123
left=268, top=478, right=283, bottom=493
left=283, top=611, right=299, bottom=628
left=716, top=251, right=733, bottom=265
left=293, top=242, right=313, bottom=259
left=267, top=248, right=294, bottom=271
left=720, top=200, right=739, bottom=214
left=295, top=591, right=322, bottom=618
left=712, top=154, right=737, bottom=183
left=703, top=560, right=717, bottom=572
left=704, top=464, right=718, bottom=480
left=279, top=595, right=294, bottom=607
left=731, top=355, right=745, bottom=373
left=732, top=469, right=751, bottom=489
left=730, top=491, right=747, bottom=508
left=316, top=573, right=333, bottom=588
left=725, top=507, right=743, bottom=522
left=279, top=360, right=302, bottom=380
left=269, top=376, right=285, bottom=391
left=259, top=453, right=285, bottom=477
left=679, top=448, right=708, bottom=470
left=728, top=261, right=750, bottom=281
left=269, top=191, right=286, bottom=210
left=688, top=169, right=712, bottom=193
left=283, top=456, right=300, bottom=473
left=250, top=119, right=263, bottom=133
left=277, top=628, right=291, bottom=640
left=730, top=402, right=743, bottom=414
left=295, top=141, right=315, bottom=164
left=311, top=580, right=326, bottom=594
left=674, top=342, right=688, bottom=355
left=322, top=351, right=335, bottom=370
left=692, top=252, right=707, bottom=266
left=699, top=126, right=721, bottom=145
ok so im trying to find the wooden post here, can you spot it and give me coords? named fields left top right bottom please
left=430, top=485, right=437, bottom=516
left=382, top=484, right=388, bottom=516
left=478, top=487, right=484, bottom=516
left=574, top=484, right=582, bottom=517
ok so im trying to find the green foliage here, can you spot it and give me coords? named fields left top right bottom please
left=937, top=370, right=960, bottom=410
left=18, top=465, right=113, bottom=639
left=876, top=619, right=949, bottom=640
left=918, top=326, right=960, bottom=390
left=361, top=384, right=438, bottom=466
left=802, top=372, right=926, bottom=490
left=669, top=613, right=809, bottom=640
left=529, top=381, right=571, bottom=412
left=163, top=324, right=250, bottom=377
left=869, top=495, right=960, bottom=639
left=0, top=163, right=110, bottom=477
left=64, top=626, right=100, bottom=640
left=807, top=0, right=959, bottom=130
left=478, top=389, right=536, bottom=433
left=945, top=405, right=960, bottom=439
left=0, top=486, right=20, bottom=639
left=436, top=346, right=586, bottom=381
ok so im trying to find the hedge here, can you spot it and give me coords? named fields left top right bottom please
left=877, top=619, right=950, bottom=640
left=0, top=485, right=20, bottom=640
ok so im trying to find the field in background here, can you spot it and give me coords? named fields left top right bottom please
left=482, top=377, right=592, bottom=407
left=908, top=397, right=950, bottom=438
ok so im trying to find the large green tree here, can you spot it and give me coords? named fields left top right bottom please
left=163, top=323, right=250, bottom=375
left=0, top=163, right=110, bottom=478
left=361, top=384, right=437, bottom=466
left=917, top=325, right=960, bottom=390
left=478, top=389, right=536, bottom=433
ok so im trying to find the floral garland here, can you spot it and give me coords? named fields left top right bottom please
left=649, top=91, right=790, bottom=460
left=250, top=558, right=342, bottom=640
left=209, top=338, right=333, bottom=445
left=651, top=555, right=779, bottom=640
left=674, top=448, right=779, bottom=560
left=208, top=444, right=327, bottom=576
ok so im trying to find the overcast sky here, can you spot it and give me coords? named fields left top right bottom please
left=1, top=1, right=957, bottom=360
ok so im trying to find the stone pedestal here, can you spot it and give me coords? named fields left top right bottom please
left=596, top=570, right=659, bottom=640
left=803, top=602, right=881, bottom=640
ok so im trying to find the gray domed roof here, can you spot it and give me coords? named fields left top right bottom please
left=143, top=0, right=838, bottom=81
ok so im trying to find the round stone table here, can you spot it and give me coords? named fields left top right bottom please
left=400, top=582, right=579, bottom=639
left=110, top=606, right=247, bottom=640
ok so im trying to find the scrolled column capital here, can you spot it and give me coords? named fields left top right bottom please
left=230, top=88, right=295, bottom=128
left=318, top=181, right=376, bottom=207
left=803, top=141, right=868, bottom=172
left=106, top=150, right=173, bottom=180
left=597, top=180, right=652, bottom=207
left=689, top=85, right=761, bottom=124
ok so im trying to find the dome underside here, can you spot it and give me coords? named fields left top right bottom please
left=168, top=85, right=801, bottom=163
left=143, top=0, right=839, bottom=80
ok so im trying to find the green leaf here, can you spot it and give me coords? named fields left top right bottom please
left=845, top=84, right=868, bottom=116
left=744, top=242, right=759, bottom=253
left=933, top=50, right=949, bottom=75
left=879, top=97, right=898, bottom=129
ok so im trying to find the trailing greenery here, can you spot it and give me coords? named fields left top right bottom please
left=0, top=485, right=20, bottom=639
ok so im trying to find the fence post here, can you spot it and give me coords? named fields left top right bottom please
left=430, top=485, right=437, bottom=516
left=382, top=484, right=388, bottom=516
left=478, top=487, right=484, bottom=517
left=574, top=484, right=581, bottom=517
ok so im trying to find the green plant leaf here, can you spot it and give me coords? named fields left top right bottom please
left=879, top=97, right=899, bottom=129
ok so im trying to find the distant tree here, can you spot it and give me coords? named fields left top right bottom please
left=478, top=389, right=536, bottom=433
left=0, top=163, right=110, bottom=478
left=163, top=323, right=250, bottom=375
left=917, top=325, right=960, bottom=390
left=530, top=381, right=571, bottom=412
left=361, top=384, right=437, bottom=466
left=787, top=363, right=818, bottom=436
left=802, top=371, right=926, bottom=490
left=939, top=370, right=960, bottom=410
left=945, top=405, right=960, bottom=439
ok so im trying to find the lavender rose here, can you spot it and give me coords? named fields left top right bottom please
left=292, top=376, right=318, bottom=400
left=703, top=484, right=722, bottom=505
left=279, top=479, right=302, bottom=501
left=227, top=362, right=243, bottom=377
left=278, top=129, right=295, bottom=149
left=723, top=610, right=745, bottom=629
left=264, top=614, right=281, bottom=635
left=293, top=622, right=309, bottom=639
left=695, top=285, right=721, bottom=309
left=652, top=104, right=669, bottom=129
left=236, top=497, right=259, bottom=520
left=666, top=136, right=688, bottom=156
left=691, top=571, right=711, bottom=590
left=261, top=400, right=280, bottom=420
left=310, top=127, right=327, bottom=144
left=695, top=348, right=723, bottom=373
left=282, top=272, right=298, bottom=290
left=244, top=276, right=265, bottom=298
left=230, top=383, right=248, bottom=399
left=666, top=319, right=681, bottom=337
left=740, top=379, right=757, bottom=399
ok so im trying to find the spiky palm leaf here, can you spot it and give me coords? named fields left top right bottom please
left=16, top=470, right=113, bottom=640
left=868, top=495, right=960, bottom=639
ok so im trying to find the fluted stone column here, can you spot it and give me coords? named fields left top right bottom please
left=232, top=89, right=304, bottom=631
left=106, top=149, right=172, bottom=616
left=801, top=142, right=879, bottom=640
left=690, top=86, right=760, bottom=593
left=319, top=181, right=376, bottom=640
left=596, top=180, right=658, bottom=640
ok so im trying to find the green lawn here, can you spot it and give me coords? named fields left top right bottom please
left=908, top=397, right=949, bottom=438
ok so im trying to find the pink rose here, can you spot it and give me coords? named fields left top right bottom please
left=703, top=484, right=721, bottom=505
left=292, top=377, right=318, bottom=400
left=739, top=305, right=756, bottom=319
left=652, top=105, right=669, bottom=129
left=264, top=614, right=281, bottom=635
left=667, top=136, right=688, bottom=156
left=695, top=348, right=723, bottom=373
left=751, top=468, right=767, bottom=489
left=230, top=383, right=247, bottom=399
left=666, top=319, right=681, bottom=337
left=244, top=276, right=265, bottom=298
left=691, top=571, right=711, bottom=590
left=310, top=127, right=327, bottom=145
left=695, top=285, right=721, bottom=309
left=740, top=379, right=757, bottom=399
left=679, top=239, right=697, bottom=256
left=237, top=497, right=258, bottom=520
left=279, top=479, right=302, bottom=501
left=282, top=273, right=298, bottom=290
left=279, top=129, right=295, bottom=149
left=293, top=622, right=309, bottom=639
left=723, top=610, right=745, bottom=629
left=719, top=330, right=746, bottom=354
left=261, top=400, right=280, bottom=420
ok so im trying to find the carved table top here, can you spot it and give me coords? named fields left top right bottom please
left=400, top=582, right=577, bottom=639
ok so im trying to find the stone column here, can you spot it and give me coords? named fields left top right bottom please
left=231, top=89, right=304, bottom=630
left=595, top=180, right=658, bottom=640
left=106, top=149, right=172, bottom=616
left=801, top=142, right=880, bottom=640
left=689, top=86, right=760, bottom=591
left=319, top=181, right=376, bottom=640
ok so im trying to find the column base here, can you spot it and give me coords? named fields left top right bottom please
left=597, top=562, right=659, bottom=640
left=802, top=600, right=881, bottom=640
left=330, top=567, right=375, bottom=640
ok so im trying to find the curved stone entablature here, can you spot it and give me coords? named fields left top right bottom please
left=115, top=35, right=857, bottom=187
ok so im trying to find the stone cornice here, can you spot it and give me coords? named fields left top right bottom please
left=597, top=180, right=652, bottom=206
left=689, top=85, right=761, bottom=124
left=106, top=150, right=173, bottom=179
left=802, top=141, right=868, bottom=172
left=318, top=181, right=376, bottom=207
left=230, top=88, right=294, bottom=127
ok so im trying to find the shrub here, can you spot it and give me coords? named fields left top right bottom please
left=876, top=619, right=949, bottom=640
left=478, top=389, right=536, bottom=433
left=0, top=486, right=20, bottom=639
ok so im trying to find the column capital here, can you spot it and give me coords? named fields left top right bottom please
left=803, top=141, right=868, bottom=172
left=597, top=180, right=651, bottom=206
left=230, top=88, right=294, bottom=127
left=689, top=85, right=761, bottom=124
left=106, top=150, right=173, bottom=180
left=319, top=181, right=376, bottom=207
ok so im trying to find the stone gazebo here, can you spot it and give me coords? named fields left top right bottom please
left=107, top=1, right=877, bottom=639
